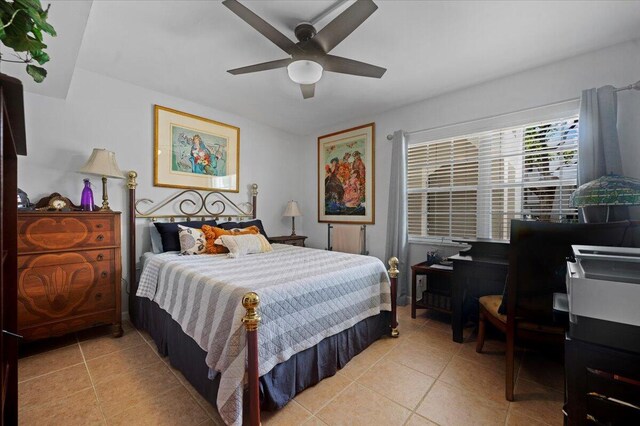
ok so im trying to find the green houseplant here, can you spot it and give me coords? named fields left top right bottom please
left=0, top=0, right=56, bottom=82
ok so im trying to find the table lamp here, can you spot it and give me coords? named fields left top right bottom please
left=571, top=174, right=640, bottom=222
left=78, top=148, right=125, bottom=211
left=283, top=200, right=302, bottom=236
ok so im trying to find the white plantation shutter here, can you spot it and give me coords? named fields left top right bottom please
left=407, top=115, right=579, bottom=241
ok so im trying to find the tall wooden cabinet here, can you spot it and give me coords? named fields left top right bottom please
left=17, top=211, right=123, bottom=340
left=1, top=74, right=27, bottom=426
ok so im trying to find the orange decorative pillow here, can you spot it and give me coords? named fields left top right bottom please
left=201, top=225, right=260, bottom=254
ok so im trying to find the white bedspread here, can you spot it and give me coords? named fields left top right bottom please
left=137, top=244, right=391, bottom=426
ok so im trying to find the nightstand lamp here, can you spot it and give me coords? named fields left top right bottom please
left=283, top=200, right=302, bottom=236
left=79, top=148, right=125, bottom=211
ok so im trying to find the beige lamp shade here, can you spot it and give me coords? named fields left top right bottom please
left=78, top=148, right=125, bottom=179
left=283, top=201, right=302, bottom=217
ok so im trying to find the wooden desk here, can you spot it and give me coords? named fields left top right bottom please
left=411, top=262, right=453, bottom=319
left=450, top=253, right=508, bottom=342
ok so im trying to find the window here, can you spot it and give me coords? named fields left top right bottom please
left=407, top=115, right=579, bottom=241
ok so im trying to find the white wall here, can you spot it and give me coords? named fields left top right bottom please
left=295, top=39, right=640, bottom=268
left=19, top=68, right=301, bottom=314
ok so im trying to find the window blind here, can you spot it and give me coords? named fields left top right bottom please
left=407, top=115, right=579, bottom=241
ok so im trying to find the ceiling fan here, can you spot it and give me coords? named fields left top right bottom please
left=222, top=0, right=386, bottom=99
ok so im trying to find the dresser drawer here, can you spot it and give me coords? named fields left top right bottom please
left=19, top=215, right=114, bottom=234
left=17, top=259, right=116, bottom=328
left=18, top=249, right=114, bottom=269
left=18, top=230, right=116, bottom=252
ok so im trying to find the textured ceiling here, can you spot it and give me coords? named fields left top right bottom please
left=12, top=1, right=640, bottom=135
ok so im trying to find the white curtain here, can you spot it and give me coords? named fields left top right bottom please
left=578, top=86, right=628, bottom=221
left=385, top=130, right=409, bottom=305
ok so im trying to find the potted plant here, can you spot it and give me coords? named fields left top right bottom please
left=0, top=0, right=56, bottom=82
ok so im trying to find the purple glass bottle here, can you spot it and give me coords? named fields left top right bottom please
left=81, top=178, right=94, bottom=211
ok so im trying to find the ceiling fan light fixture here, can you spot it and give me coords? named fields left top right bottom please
left=287, top=60, right=323, bottom=85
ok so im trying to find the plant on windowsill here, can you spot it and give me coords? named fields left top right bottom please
left=0, top=0, right=56, bottom=82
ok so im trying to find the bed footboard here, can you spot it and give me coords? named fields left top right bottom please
left=242, top=256, right=399, bottom=426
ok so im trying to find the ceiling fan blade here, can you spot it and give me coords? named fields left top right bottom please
left=222, top=0, right=300, bottom=55
left=322, top=55, right=386, bottom=78
left=300, top=84, right=315, bottom=99
left=228, top=58, right=292, bottom=75
left=312, top=0, right=378, bottom=53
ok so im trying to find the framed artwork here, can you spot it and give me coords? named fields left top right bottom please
left=318, top=122, right=375, bottom=224
left=154, top=105, right=240, bottom=192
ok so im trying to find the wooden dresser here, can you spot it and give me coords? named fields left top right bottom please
left=17, top=211, right=122, bottom=341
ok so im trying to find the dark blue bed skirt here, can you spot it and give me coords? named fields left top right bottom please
left=133, top=297, right=390, bottom=413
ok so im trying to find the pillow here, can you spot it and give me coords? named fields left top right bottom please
left=178, top=225, right=207, bottom=255
left=201, top=225, right=260, bottom=254
left=148, top=223, right=164, bottom=254
left=217, top=219, right=268, bottom=239
left=216, top=234, right=272, bottom=258
left=154, top=220, right=217, bottom=252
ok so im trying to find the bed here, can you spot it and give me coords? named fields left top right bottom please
left=125, top=171, right=399, bottom=426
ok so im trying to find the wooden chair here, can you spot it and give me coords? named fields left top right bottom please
left=475, top=219, right=640, bottom=401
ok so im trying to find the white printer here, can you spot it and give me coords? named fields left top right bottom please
left=566, top=245, right=640, bottom=353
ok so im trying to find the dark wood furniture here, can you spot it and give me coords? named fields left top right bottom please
left=268, top=235, right=307, bottom=247
left=411, top=262, right=453, bottom=318
left=126, top=175, right=399, bottom=426
left=1, top=73, right=27, bottom=426
left=450, top=240, right=509, bottom=343
left=565, top=336, right=640, bottom=425
left=479, top=220, right=639, bottom=401
left=17, top=211, right=123, bottom=341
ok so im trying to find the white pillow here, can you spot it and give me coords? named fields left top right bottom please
left=178, top=225, right=207, bottom=255
left=149, top=223, right=164, bottom=254
left=215, top=234, right=272, bottom=258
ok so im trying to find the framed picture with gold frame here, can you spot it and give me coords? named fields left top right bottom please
left=318, top=122, right=375, bottom=224
left=154, top=105, right=240, bottom=192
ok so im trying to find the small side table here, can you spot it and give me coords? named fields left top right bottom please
left=411, top=261, right=454, bottom=319
left=268, top=235, right=307, bottom=247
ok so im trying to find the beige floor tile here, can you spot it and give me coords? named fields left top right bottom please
left=506, top=410, right=551, bottom=426
left=396, top=316, right=428, bottom=337
left=196, top=420, right=218, bottom=426
left=339, top=345, right=387, bottom=380
left=294, top=373, right=351, bottom=413
left=366, top=335, right=402, bottom=357
left=18, top=363, right=93, bottom=410
left=87, top=342, right=161, bottom=385
left=316, top=382, right=411, bottom=426
left=510, top=378, right=564, bottom=426
left=457, top=337, right=524, bottom=375
left=416, top=380, right=508, bottom=426
left=107, top=385, right=209, bottom=426
left=18, top=343, right=84, bottom=382
left=302, top=416, right=329, bottom=425
left=410, top=326, right=462, bottom=355
left=439, top=356, right=509, bottom=404
left=357, top=358, right=434, bottom=410
left=518, top=350, right=565, bottom=391
left=262, top=400, right=313, bottom=426
left=18, top=333, right=78, bottom=358
left=406, top=414, right=438, bottom=426
left=19, top=388, right=104, bottom=426
left=94, top=362, right=181, bottom=417
left=385, top=341, right=452, bottom=378
left=80, top=326, right=146, bottom=361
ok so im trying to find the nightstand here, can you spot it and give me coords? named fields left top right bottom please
left=268, top=235, right=307, bottom=247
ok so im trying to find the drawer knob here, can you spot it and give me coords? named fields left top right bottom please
left=101, top=271, right=108, bottom=278
left=96, top=223, right=103, bottom=229
left=95, top=293, right=102, bottom=301
left=96, top=234, right=104, bottom=241
left=97, top=254, right=104, bottom=261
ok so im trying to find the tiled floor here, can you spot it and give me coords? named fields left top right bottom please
left=17, top=306, right=564, bottom=425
